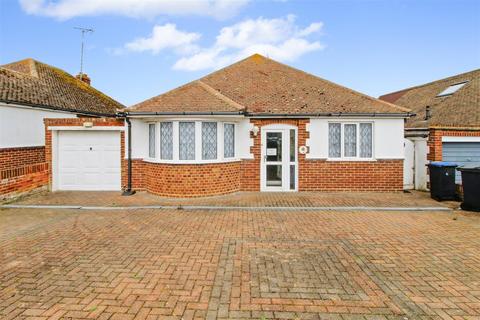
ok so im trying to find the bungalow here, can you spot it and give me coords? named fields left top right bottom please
left=44, top=54, right=411, bottom=197
left=380, top=69, right=480, bottom=190
left=0, top=58, right=124, bottom=198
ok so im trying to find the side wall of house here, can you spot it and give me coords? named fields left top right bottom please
left=0, top=104, right=76, bottom=199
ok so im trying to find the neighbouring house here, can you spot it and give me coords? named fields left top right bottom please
left=0, top=58, right=124, bottom=199
left=380, top=69, right=480, bottom=191
left=44, top=54, right=411, bottom=197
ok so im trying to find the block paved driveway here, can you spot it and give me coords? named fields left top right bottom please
left=1, top=206, right=480, bottom=319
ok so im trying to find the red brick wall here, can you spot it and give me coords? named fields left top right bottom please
left=121, top=158, right=146, bottom=190
left=428, top=128, right=480, bottom=161
left=144, top=161, right=241, bottom=197
left=0, top=146, right=49, bottom=198
left=0, top=146, right=45, bottom=170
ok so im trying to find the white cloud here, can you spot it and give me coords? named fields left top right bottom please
left=173, top=15, right=325, bottom=71
left=124, top=24, right=201, bottom=55
left=19, top=0, right=249, bottom=20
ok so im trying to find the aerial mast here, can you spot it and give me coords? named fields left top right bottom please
left=74, top=27, right=94, bottom=81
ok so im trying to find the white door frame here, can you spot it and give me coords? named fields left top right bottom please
left=260, top=124, right=298, bottom=192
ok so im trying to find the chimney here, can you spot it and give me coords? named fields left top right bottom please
left=76, top=73, right=91, bottom=85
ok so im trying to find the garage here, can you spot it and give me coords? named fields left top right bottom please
left=442, top=141, right=480, bottom=183
left=56, top=130, right=121, bottom=190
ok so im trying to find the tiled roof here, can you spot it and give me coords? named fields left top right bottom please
left=132, top=54, right=409, bottom=115
left=380, top=69, right=480, bottom=128
left=131, top=80, right=244, bottom=113
left=0, top=59, right=124, bottom=115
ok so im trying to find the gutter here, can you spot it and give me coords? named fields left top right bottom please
left=245, top=112, right=414, bottom=118
left=0, top=99, right=118, bottom=118
left=125, top=111, right=414, bottom=118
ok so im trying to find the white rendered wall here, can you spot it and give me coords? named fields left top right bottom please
left=306, top=118, right=405, bottom=159
left=0, top=103, right=76, bottom=148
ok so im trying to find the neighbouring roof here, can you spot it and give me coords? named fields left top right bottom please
left=132, top=54, right=410, bottom=116
left=0, top=58, right=125, bottom=115
left=380, top=69, right=480, bottom=128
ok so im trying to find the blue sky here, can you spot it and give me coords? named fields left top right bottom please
left=1, top=0, right=479, bottom=106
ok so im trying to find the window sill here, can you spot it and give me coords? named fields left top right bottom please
left=326, top=158, right=377, bottom=162
left=143, top=158, right=241, bottom=165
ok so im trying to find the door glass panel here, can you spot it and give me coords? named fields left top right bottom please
left=266, top=165, right=282, bottom=186
left=266, top=132, right=282, bottom=162
left=290, top=165, right=295, bottom=190
left=290, top=129, right=295, bottom=162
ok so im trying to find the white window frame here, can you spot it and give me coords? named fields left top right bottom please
left=328, top=121, right=375, bottom=161
left=146, top=120, right=238, bottom=164
left=223, top=122, right=236, bottom=159
left=147, top=123, right=156, bottom=159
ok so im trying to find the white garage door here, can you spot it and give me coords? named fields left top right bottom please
left=57, top=131, right=121, bottom=190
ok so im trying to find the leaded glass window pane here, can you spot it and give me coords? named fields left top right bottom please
left=148, top=124, right=156, bottom=158
left=160, top=122, right=173, bottom=160
left=360, top=123, right=373, bottom=158
left=344, top=124, right=357, bottom=157
left=202, top=122, right=217, bottom=160
left=328, top=123, right=341, bottom=158
left=224, top=123, right=235, bottom=158
left=179, top=122, right=195, bottom=160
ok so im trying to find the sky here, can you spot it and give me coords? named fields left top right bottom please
left=0, top=0, right=479, bottom=107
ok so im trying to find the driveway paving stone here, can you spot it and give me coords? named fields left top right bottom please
left=0, top=206, right=479, bottom=319
left=7, top=190, right=456, bottom=209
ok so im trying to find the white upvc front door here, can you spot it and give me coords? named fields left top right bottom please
left=260, top=127, right=298, bottom=192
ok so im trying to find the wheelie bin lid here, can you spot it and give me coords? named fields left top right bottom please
left=428, top=161, right=458, bottom=167
left=457, top=166, right=480, bottom=172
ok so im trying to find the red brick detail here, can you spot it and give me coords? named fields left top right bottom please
left=301, top=160, right=403, bottom=191
left=144, top=161, right=242, bottom=197
left=0, top=146, right=45, bottom=171
left=428, top=128, right=480, bottom=162
left=240, top=119, right=403, bottom=192
left=0, top=163, right=49, bottom=198
left=44, top=117, right=124, bottom=189
left=121, top=158, right=146, bottom=190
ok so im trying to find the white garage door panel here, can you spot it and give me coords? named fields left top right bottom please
left=58, top=131, right=121, bottom=190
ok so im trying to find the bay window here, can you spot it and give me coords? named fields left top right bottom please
left=151, top=120, right=236, bottom=163
left=328, top=122, right=373, bottom=159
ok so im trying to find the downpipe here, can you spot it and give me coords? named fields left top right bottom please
left=121, top=114, right=135, bottom=196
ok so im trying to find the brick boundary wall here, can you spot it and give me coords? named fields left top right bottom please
left=0, top=146, right=45, bottom=171
left=428, top=127, right=480, bottom=161
left=0, top=146, right=49, bottom=199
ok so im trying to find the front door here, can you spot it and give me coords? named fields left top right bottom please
left=261, top=128, right=297, bottom=191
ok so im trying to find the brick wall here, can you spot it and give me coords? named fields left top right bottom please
left=144, top=161, right=241, bottom=197
left=0, top=146, right=45, bottom=170
left=428, top=128, right=480, bottom=161
left=0, top=146, right=49, bottom=198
